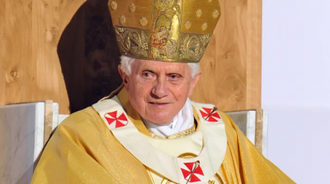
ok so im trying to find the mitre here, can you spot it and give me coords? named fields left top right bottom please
left=108, top=0, right=221, bottom=63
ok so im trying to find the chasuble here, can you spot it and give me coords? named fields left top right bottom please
left=31, top=89, right=295, bottom=184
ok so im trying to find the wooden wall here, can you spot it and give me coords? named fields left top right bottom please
left=0, top=0, right=262, bottom=114
left=191, top=0, right=262, bottom=111
left=0, top=0, right=86, bottom=114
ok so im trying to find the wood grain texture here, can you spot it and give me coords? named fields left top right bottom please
left=31, top=0, right=66, bottom=112
left=0, top=0, right=261, bottom=113
left=0, top=0, right=6, bottom=106
left=0, top=0, right=85, bottom=114
left=246, top=0, right=262, bottom=110
left=3, top=0, right=34, bottom=105
left=191, top=0, right=262, bottom=111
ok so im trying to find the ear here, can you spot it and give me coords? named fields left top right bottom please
left=118, top=65, right=129, bottom=90
left=188, top=70, right=201, bottom=97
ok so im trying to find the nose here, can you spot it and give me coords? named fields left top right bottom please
left=151, top=75, right=169, bottom=99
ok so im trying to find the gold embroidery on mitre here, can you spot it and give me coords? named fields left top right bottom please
left=185, top=21, right=192, bottom=30
left=180, top=34, right=211, bottom=61
left=109, top=1, right=117, bottom=11
left=129, top=3, right=136, bottom=13
left=196, top=9, right=202, bottom=18
left=108, top=0, right=221, bottom=63
left=115, top=27, right=149, bottom=57
left=119, top=15, right=126, bottom=25
left=202, top=22, right=208, bottom=31
left=208, top=0, right=213, bottom=2
left=139, top=17, right=148, bottom=27
left=213, top=9, right=220, bottom=18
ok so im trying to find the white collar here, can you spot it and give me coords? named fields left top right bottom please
left=143, top=98, right=194, bottom=137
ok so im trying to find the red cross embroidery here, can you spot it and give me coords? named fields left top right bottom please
left=180, top=161, right=204, bottom=183
left=104, top=111, right=128, bottom=128
left=199, top=107, right=221, bottom=122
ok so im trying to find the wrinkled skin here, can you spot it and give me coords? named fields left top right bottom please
left=118, top=59, right=201, bottom=125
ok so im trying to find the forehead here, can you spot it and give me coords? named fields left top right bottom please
left=132, top=60, right=191, bottom=74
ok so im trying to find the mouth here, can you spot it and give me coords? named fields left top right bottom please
left=149, top=102, right=169, bottom=105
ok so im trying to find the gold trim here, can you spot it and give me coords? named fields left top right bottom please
left=151, top=125, right=196, bottom=139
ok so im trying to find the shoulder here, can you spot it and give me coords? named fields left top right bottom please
left=59, top=107, right=104, bottom=131
left=53, top=105, right=112, bottom=146
left=190, top=100, right=236, bottom=127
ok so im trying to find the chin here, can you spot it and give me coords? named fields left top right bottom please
left=146, top=115, right=174, bottom=125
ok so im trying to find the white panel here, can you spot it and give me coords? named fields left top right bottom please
left=246, top=111, right=256, bottom=145
left=226, top=111, right=256, bottom=144
left=0, top=102, right=44, bottom=184
left=52, top=103, right=59, bottom=131
left=262, top=112, right=268, bottom=157
left=34, top=103, right=44, bottom=162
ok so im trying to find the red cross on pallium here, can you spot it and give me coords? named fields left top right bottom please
left=199, top=107, right=221, bottom=122
left=181, top=162, right=204, bottom=183
left=104, top=111, right=128, bottom=128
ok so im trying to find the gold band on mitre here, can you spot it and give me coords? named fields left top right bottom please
left=108, top=0, right=221, bottom=63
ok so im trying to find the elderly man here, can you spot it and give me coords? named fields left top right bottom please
left=32, top=0, right=295, bottom=183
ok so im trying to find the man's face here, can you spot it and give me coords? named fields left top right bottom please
left=119, top=60, right=201, bottom=125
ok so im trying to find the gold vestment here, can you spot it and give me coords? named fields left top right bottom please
left=32, top=89, right=295, bottom=184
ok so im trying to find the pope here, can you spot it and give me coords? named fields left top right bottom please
left=32, top=0, right=295, bottom=183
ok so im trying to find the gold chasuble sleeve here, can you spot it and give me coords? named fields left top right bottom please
left=31, top=107, right=152, bottom=184
left=219, top=112, right=295, bottom=184
left=32, top=106, right=295, bottom=183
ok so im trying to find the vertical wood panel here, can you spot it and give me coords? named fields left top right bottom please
left=246, top=0, right=262, bottom=109
left=0, top=0, right=6, bottom=105
left=191, top=0, right=262, bottom=111
left=31, top=0, right=69, bottom=113
left=4, top=0, right=34, bottom=104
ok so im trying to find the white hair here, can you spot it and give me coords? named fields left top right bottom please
left=120, top=56, right=200, bottom=78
